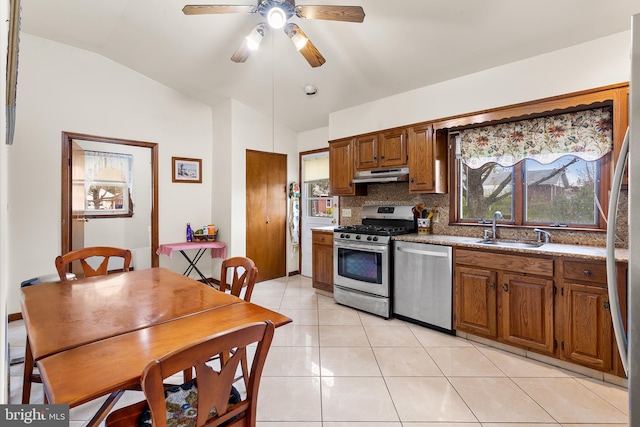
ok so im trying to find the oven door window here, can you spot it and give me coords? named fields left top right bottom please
left=337, top=247, right=383, bottom=284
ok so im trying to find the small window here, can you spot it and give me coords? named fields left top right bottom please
left=83, top=151, right=133, bottom=218
left=306, top=179, right=335, bottom=218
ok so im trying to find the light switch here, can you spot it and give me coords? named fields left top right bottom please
left=342, top=208, right=352, bottom=218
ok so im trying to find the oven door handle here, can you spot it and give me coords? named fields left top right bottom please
left=396, top=247, right=449, bottom=257
left=334, top=242, right=388, bottom=253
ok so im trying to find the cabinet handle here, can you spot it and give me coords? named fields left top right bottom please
left=381, top=155, right=385, bottom=159
left=503, top=284, right=509, bottom=291
left=604, top=301, right=610, bottom=310
left=583, top=270, right=591, bottom=277
left=410, top=177, right=414, bottom=183
left=490, top=282, right=496, bottom=289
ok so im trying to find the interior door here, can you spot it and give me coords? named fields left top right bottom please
left=246, top=149, right=287, bottom=282
left=300, top=150, right=338, bottom=277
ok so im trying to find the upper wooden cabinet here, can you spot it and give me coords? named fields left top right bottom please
left=408, top=124, right=448, bottom=194
left=329, top=138, right=367, bottom=196
left=354, top=128, right=408, bottom=171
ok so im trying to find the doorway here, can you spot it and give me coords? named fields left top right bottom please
left=300, top=150, right=338, bottom=277
left=246, top=149, right=287, bottom=282
left=61, top=132, right=159, bottom=268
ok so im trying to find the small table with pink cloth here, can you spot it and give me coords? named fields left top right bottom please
left=156, top=241, right=227, bottom=286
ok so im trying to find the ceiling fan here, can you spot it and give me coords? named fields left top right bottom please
left=182, top=0, right=365, bottom=67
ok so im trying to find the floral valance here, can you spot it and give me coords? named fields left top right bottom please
left=458, top=107, right=613, bottom=169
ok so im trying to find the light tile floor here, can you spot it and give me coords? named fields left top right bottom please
left=9, top=274, right=630, bottom=426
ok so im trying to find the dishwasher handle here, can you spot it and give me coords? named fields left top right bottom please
left=396, top=247, right=449, bottom=258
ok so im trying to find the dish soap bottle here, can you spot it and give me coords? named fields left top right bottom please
left=186, top=223, right=193, bottom=242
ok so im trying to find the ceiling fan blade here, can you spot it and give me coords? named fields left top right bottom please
left=295, top=5, right=365, bottom=23
left=231, top=24, right=266, bottom=63
left=182, top=5, right=257, bottom=15
left=284, top=24, right=326, bottom=68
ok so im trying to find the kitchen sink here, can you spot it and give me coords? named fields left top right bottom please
left=476, top=239, right=544, bottom=248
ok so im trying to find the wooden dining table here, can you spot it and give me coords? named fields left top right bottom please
left=21, top=267, right=292, bottom=426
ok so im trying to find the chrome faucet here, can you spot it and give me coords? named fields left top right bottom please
left=534, top=228, right=551, bottom=243
left=492, top=211, right=503, bottom=239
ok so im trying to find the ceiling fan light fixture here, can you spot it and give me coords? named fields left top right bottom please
left=291, top=31, right=308, bottom=50
left=245, top=24, right=265, bottom=50
left=267, top=7, right=287, bottom=29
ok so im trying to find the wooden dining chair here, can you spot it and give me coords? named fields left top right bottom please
left=22, top=246, right=132, bottom=404
left=55, top=246, right=132, bottom=281
left=105, top=321, right=275, bottom=427
left=185, top=257, right=259, bottom=385
left=219, top=256, right=258, bottom=302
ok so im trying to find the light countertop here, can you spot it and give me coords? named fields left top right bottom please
left=311, top=225, right=338, bottom=232
left=393, top=234, right=629, bottom=263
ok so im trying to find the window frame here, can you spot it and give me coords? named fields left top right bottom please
left=453, top=155, right=610, bottom=230
left=445, top=83, right=627, bottom=232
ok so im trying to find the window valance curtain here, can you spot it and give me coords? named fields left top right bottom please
left=84, top=150, right=133, bottom=190
left=458, top=107, right=613, bottom=169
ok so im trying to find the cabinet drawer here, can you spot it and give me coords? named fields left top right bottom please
left=455, top=249, right=553, bottom=277
left=563, top=260, right=607, bottom=284
left=312, top=231, right=334, bottom=245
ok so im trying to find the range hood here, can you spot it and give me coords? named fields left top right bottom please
left=352, top=167, right=409, bottom=184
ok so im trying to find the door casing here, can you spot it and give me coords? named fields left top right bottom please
left=61, top=131, right=159, bottom=267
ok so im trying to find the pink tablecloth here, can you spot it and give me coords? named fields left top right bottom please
left=156, top=241, right=227, bottom=259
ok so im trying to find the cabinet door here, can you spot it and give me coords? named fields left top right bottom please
left=312, top=236, right=334, bottom=293
left=501, top=273, right=554, bottom=354
left=563, top=282, right=612, bottom=371
left=329, top=138, right=356, bottom=196
left=454, top=266, right=498, bottom=338
left=379, top=128, right=407, bottom=168
left=408, top=124, right=434, bottom=193
left=354, top=134, right=379, bottom=170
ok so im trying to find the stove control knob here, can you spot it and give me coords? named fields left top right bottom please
left=372, top=236, right=378, bottom=242
left=355, top=235, right=361, bottom=240
left=340, top=234, right=346, bottom=238
left=345, top=234, right=351, bottom=239
left=367, top=236, right=373, bottom=241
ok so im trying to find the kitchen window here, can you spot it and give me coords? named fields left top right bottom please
left=454, top=106, right=612, bottom=229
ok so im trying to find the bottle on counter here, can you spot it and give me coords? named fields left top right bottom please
left=186, top=223, right=193, bottom=242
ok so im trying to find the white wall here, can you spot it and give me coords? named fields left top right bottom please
left=298, top=126, right=329, bottom=152
left=329, top=31, right=632, bottom=139
left=7, top=34, right=214, bottom=314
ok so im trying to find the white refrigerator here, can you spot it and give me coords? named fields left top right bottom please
left=607, top=12, right=640, bottom=426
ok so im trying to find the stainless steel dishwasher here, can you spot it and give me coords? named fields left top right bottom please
left=393, top=241, right=453, bottom=333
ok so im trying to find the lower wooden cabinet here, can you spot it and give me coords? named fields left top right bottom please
left=563, top=281, right=612, bottom=370
left=312, top=230, right=334, bottom=293
left=454, top=248, right=555, bottom=356
left=454, top=249, right=628, bottom=376
left=454, top=266, right=497, bottom=338
left=501, top=272, right=554, bottom=354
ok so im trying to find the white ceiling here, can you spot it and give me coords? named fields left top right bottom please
left=20, top=0, right=640, bottom=132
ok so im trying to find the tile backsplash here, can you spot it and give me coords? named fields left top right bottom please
left=339, top=182, right=629, bottom=249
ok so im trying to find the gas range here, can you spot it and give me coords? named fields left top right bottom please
left=333, top=205, right=416, bottom=318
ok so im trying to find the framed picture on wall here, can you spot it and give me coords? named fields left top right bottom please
left=172, top=157, right=202, bottom=183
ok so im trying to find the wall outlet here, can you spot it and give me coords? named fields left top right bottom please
left=342, top=208, right=352, bottom=218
